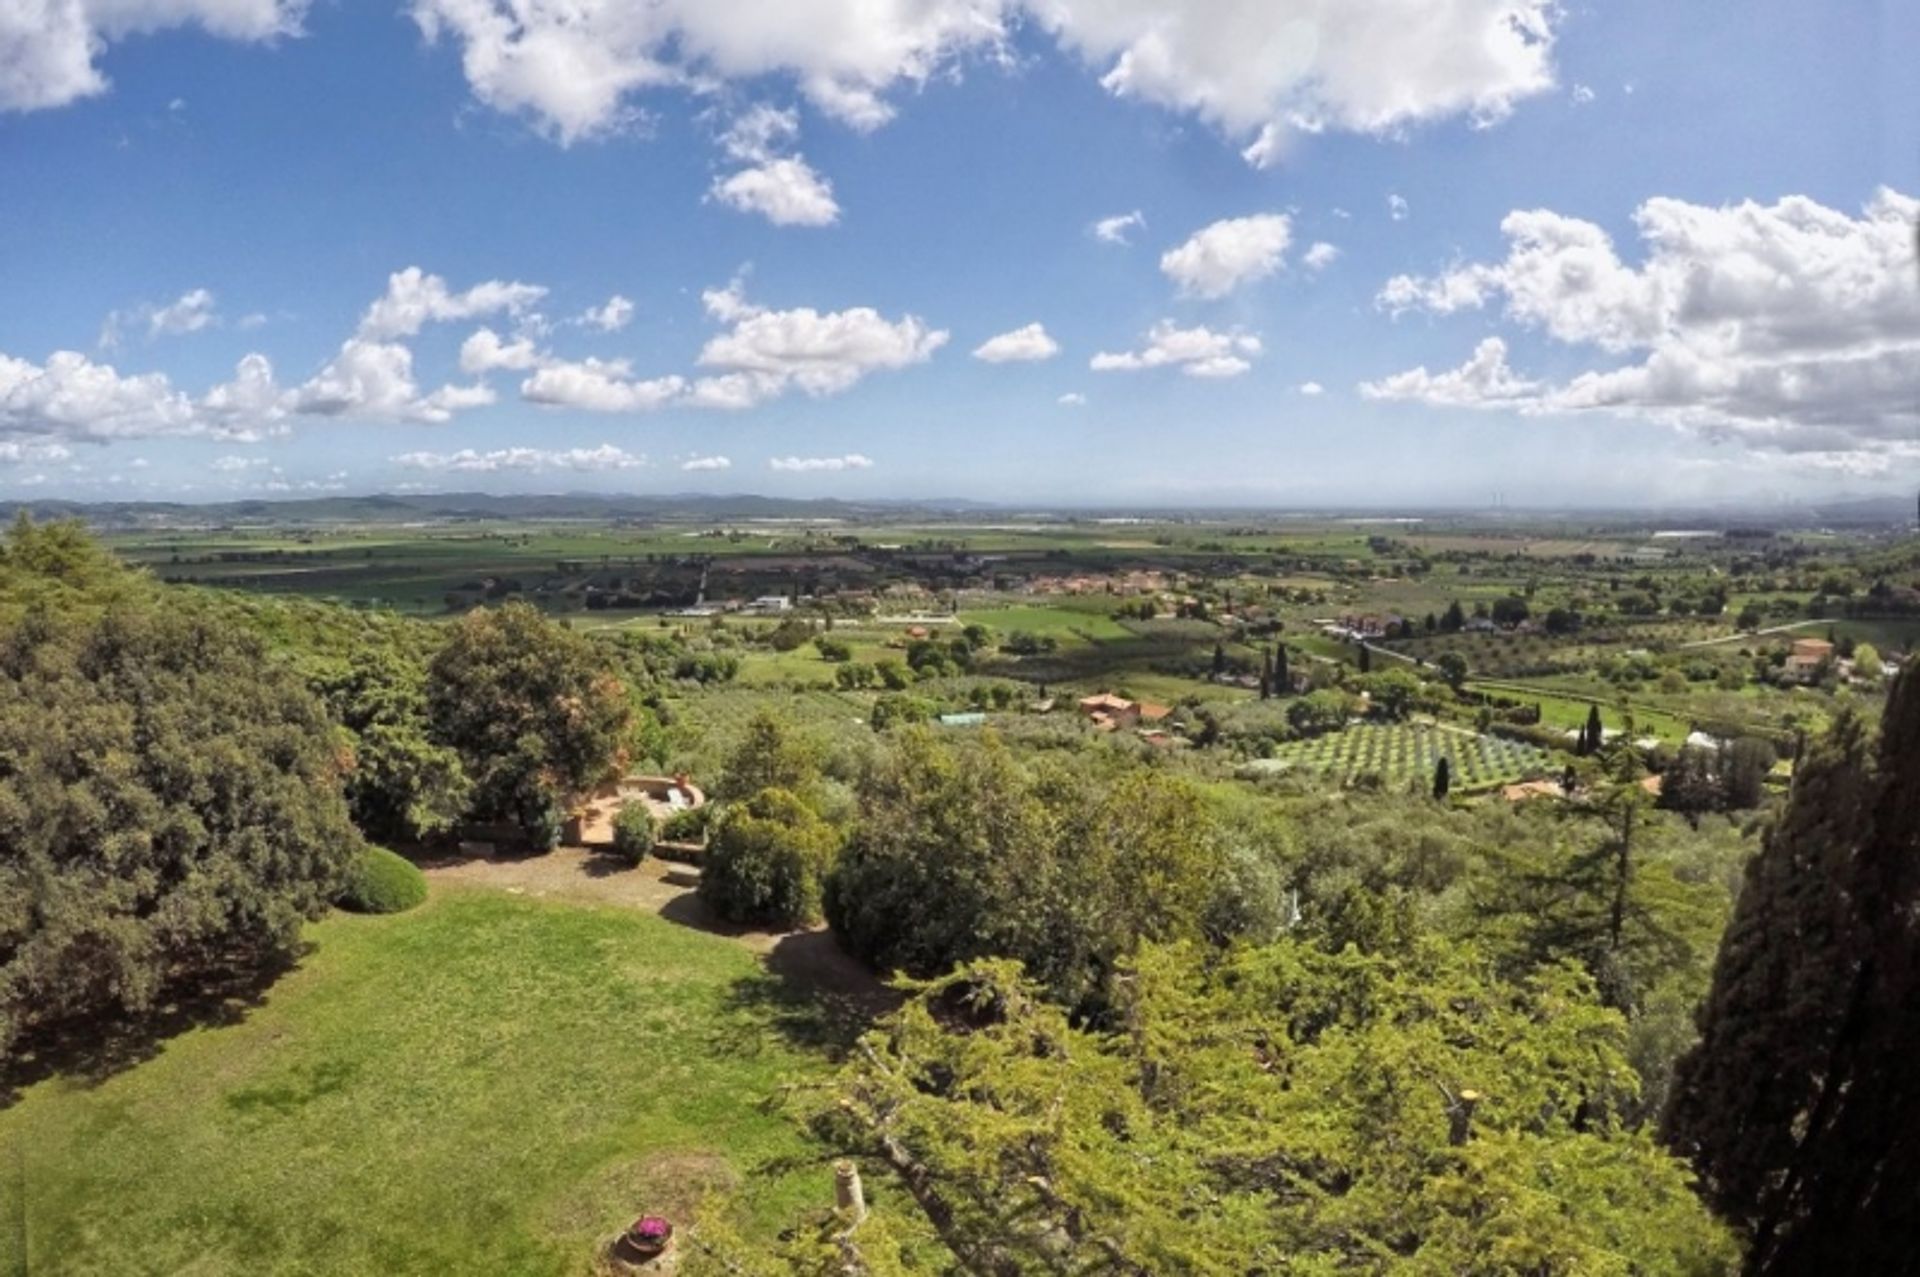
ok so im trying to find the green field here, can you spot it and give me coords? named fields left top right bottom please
left=1249, top=722, right=1553, bottom=792
left=0, top=890, right=832, bottom=1275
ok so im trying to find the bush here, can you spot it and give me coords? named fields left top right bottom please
left=660, top=805, right=711, bottom=843
left=337, top=846, right=428, bottom=914
left=611, top=803, right=656, bottom=865
left=699, top=788, right=840, bottom=928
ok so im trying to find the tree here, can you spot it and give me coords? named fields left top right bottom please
left=732, top=942, right=1734, bottom=1274
left=1273, top=643, right=1291, bottom=694
left=311, top=646, right=470, bottom=843
left=1442, top=600, right=1466, bottom=632
left=1357, top=641, right=1372, bottom=673
left=1719, top=737, right=1775, bottom=810
left=699, top=787, right=840, bottom=928
left=1854, top=642, right=1884, bottom=680
left=1666, top=672, right=1920, bottom=1271
left=1258, top=646, right=1272, bottom=700
left=1580, top=704, right=1605, bottom=756
left=1491, top=594, right=1531, bottom=627
left=717, top=710, right=821, bottom=801
left=0, top=597, right=363, bottom=1055
left=1433, top=755, right=1452, bottom=800
left=611, top=802, right=656, bottom=866
left=1287, top=688, right=1353, bottom=737
left=1210, top=640, right=1227, bottom=678
left=1435, top=650, right=1469, bottom=691
left=427, top=603, right=631, bottom=835
left=1358, top=668, right=1422, bottom=720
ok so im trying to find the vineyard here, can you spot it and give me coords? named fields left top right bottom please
left=1250, top=722, right=1553, bottom=792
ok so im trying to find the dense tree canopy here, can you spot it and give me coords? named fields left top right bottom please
left=0, top=528, right=363, bottom=1053
left=426, top=602, right=631, bottom=832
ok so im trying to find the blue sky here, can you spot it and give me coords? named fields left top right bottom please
left=1, top=0, right=1915, bottom=507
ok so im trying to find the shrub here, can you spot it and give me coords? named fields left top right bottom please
left=337, top=846, right=428, bottom=914
left=612, top=802, right=656, bottom=865
left=698, top=788, right=841, bottom=928
left=660, top=805, right=711, bottom=843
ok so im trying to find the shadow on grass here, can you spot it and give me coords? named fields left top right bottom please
left=0, top=944, right=310, bottom=1109
left=727, top=931, right=904, bottom=1056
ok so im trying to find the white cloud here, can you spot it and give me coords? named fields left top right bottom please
left=393, top=444, right=649, bottom=473
left=1571, top=83, right=1595, bottom=104
left=1058, top=391, right=1087, bottom=406
left=210, top=453, right=270, bottom=472
left=199, top=352, right=289, bottom=439
left=357, top=266, right=546, bottom=341
left=1365, top=188, right=1920, bottom=458
left=1091, top=321, right=1261, bottom=378
left=0, top=439, right=72, bottom=465
left=520, top=357, right=686, bottom=412
left=459, top=327, right=543, bottom=374
left=972, top=322, right=1060, bottom=363
left=1297, top=381, right=1325, bottom=396
left=681, top=454, right=732, bottom=471
left=293, top=337, right=493, bottom=424
left=0, top=349, right=196, bottom=441
left=100, top=287, right=220, bottom=348
left=1091, top=210, right=1145, bottom=245
left=576, top=294, right=634, bottom=332
left=406, top=0, right=1558, bottom=159
left=1388, top=194, right=1410, bottom=221
left=1360, top=337, right=1541, bottom=406
left=690, top=284, right=948, bottom=407
left=769, top=453, right=874, bottom=472
left=711, top=156, right=839, bottom=227
left=0, top=0, right=306, bottom=112
left=1160, top=214, right=1292, bottom=299
left=1302, top=241, right=1341, bottom=272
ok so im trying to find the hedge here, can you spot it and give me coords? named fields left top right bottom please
left=337, top=845, right=428, bottom=914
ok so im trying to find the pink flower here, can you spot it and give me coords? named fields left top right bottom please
left=632, top=1216, right=670, bottom=1240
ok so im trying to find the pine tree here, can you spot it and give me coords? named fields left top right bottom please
left=1665, top=671, right=1920, bottom=1270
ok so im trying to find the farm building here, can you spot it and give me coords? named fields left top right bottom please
left=1784, top=637, right=1834, bottom=680
left=1078, top=692, right=1140, bottom=731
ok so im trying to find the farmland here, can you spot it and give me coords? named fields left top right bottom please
left=1248, top=722, right=1553, bottom=792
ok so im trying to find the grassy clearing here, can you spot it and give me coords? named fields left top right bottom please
left=959, top=604, right=1132, bottom=643
left=0, top=890, right=832, bottom=1276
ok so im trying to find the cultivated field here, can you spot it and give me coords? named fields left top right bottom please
left=1248, top=722, right=1553, bottom=792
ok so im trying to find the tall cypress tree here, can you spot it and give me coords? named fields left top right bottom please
left=1581, top=704, right=1604, bottom=756
left=1274, top=645, right=1290, bottom=695
left=1432, top=756, right=1451, bottom=801
left=1665, top=670, right=1920, bottom=1270
left=1259, top=647, right=1272, bottom=700
left=1358, top=643, right=1372, bottom=674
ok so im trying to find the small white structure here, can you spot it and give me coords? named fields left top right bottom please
left=744, top=595, right=793, bottom=614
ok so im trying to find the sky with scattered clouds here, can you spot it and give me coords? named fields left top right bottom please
left=1, top=0, right=1916, bottom=507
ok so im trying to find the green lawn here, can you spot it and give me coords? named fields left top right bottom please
left=0, top=889, right=832, bottom=1276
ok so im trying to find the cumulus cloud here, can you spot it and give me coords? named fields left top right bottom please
left=1091, top=321, right=1262, bottom=378
left=1366, top=188, right=1920, bottom=458
left=688, top=281, right=948, bottom=408
left=1298, top=381, right=1325, bottom=396
left=357, top=266, right=546, bottom=341
left=1058, top=391, right=1086, bottom=406
left=711, top=156, right=839, bottom=227
left=1161, top=214, right=1292, bottom=299
left=460, top=327, right=543, bottom=374
left=972, top=322, right=1060, bottom=363
left=520, top=357, right=687, bottom=412
left=1091, top=210, right=1145, bottom=245
left=1, top=0, right=307, bottom=112
left=681, top=454, right=732, bottom=471
left=393, top=444, right=649, bottom=472
left=404, top=0, right=1558, bottom=160
left=0, top=349, right=197, bottom=441
left=1302, top=241, right=1341, bottom=272
left=1388, top=194, right=1410, bottom=221
left=293, top=337, right=495, bottom=424
left=576, top=295, right=635, bottom=332
left=769, top=453, right=874, bottom=472
left=0, top=439, right=73, bottom=465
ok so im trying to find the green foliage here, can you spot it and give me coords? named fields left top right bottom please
left=716, top=710, right=823, bottom=801
left=826, top=731, right=1229, bottom=1012
left=336, top=846, right=428, bottom=913
left=1667, top=674, right=1920, bottom=1270
left=768, top=942, right=1734, bottom=1274
left=1287, top=687, right=1354, bottom=736
left=426, top=602, right=631, bottom=830
left=612, top=802, right=656, bottom=865
left=699, top=788, right=841, bottom=928
left=0, top=528, right=363, bottom=1054
left=660, top=803, right=711, bottom=843
left=310, top=646, right=471, bottom=842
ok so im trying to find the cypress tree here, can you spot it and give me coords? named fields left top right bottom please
left=1358, top=643, right=1372, bottom=674
left=1432, top=756, right=1451, bottom=801
left=1581, top=704, right=1604, bottom=756
left=1274, top=645, right=1290, bottom=695
left=1665, top=669, right=1920, bottom=1270
left=1259, top=647, right=1272, bottom=700
left=1211, top=641, right=1227, bottom=678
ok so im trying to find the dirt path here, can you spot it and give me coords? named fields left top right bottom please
left=418, top=847, right=896, bottom=1020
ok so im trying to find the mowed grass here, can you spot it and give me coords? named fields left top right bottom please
left=0, top=889, right=832, bottom=1276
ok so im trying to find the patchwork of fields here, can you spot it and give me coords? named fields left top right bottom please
left=1247, top=722, right=1554, bottom=792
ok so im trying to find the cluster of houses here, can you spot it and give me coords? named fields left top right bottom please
left=1076, top=692, right=1174, bottom=737
left=1025, top=570, right=1171, bottom=597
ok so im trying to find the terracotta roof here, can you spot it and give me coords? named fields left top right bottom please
left=1137, top=701, right=1171, bottom=721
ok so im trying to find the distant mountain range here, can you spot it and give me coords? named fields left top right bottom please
left=0, top=490, right=1912, bottom=529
